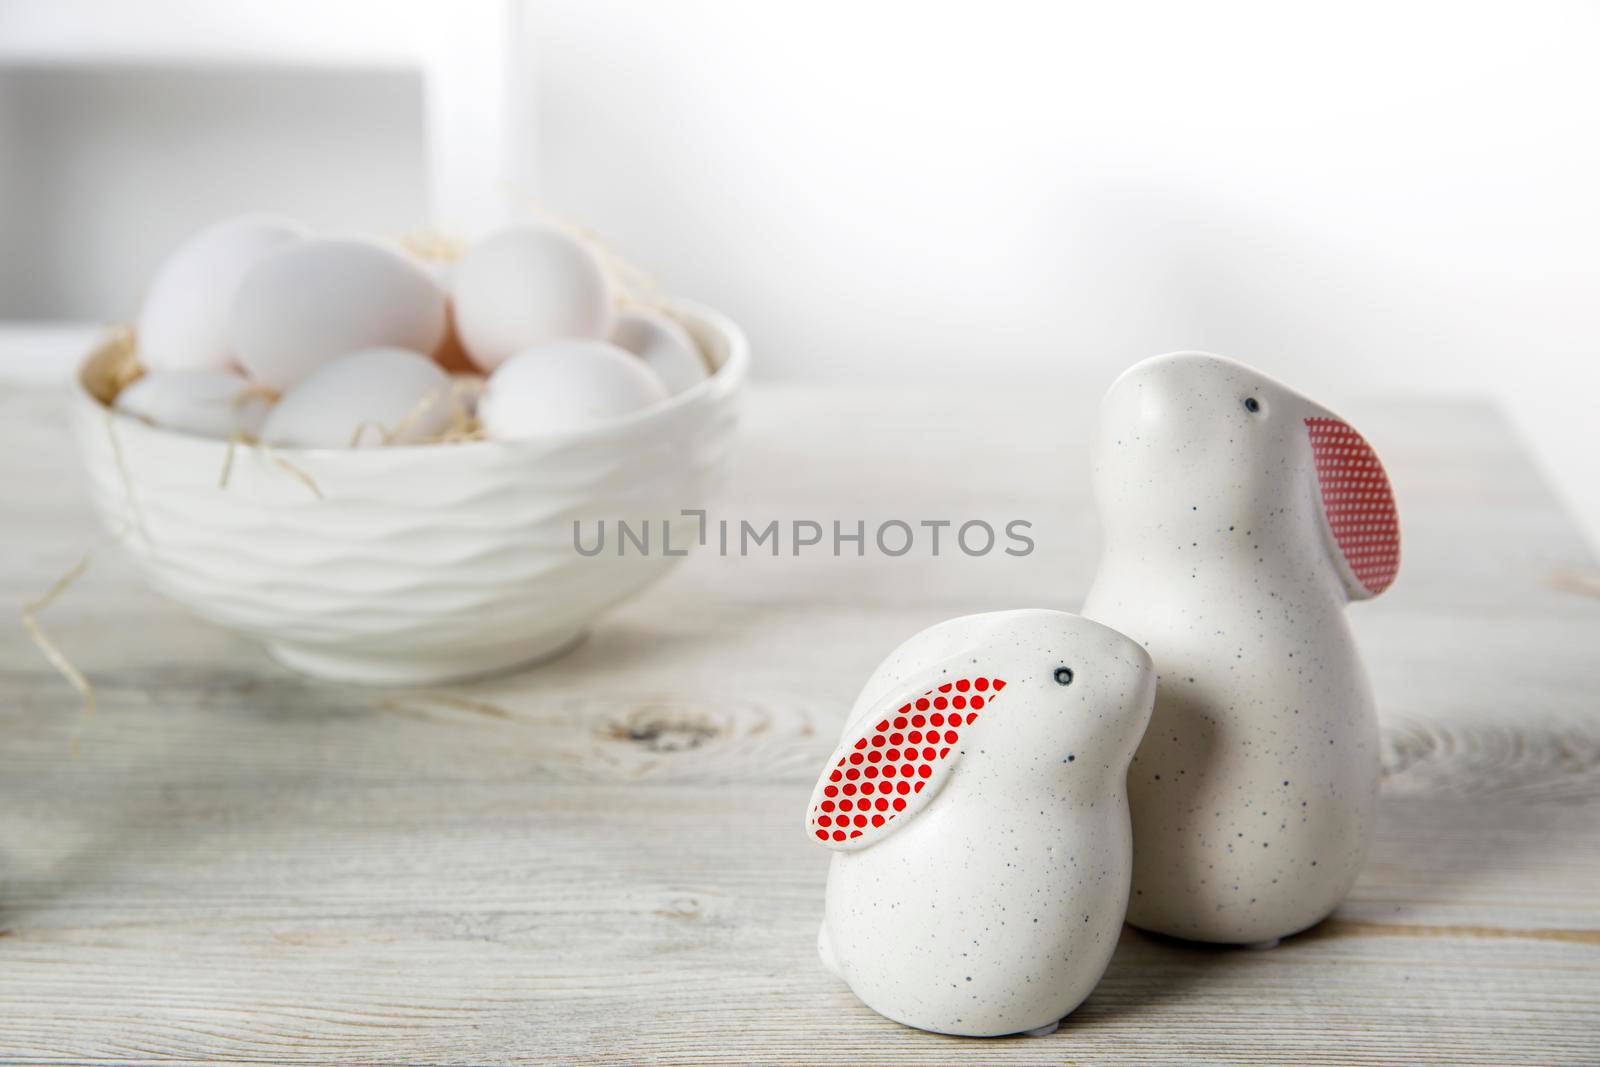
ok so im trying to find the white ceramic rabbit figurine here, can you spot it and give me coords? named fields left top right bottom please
left=1082, top=352, right=1400, bottom=946
left=808, top=609, right=1156, bottom=1036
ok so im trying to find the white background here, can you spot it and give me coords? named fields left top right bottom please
left=3, top=0, right=1597, bottom=545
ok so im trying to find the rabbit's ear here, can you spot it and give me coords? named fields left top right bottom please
left=805, top=672, right=1008, bottom=851
left=1305, top=416, right=1400, bottom=599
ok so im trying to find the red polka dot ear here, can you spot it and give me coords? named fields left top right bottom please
left=804, top=676, right=1006, bottom=851
left=1306, top=417, right=1400, bottom=598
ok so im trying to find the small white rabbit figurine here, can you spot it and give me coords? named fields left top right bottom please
left=1083, top=352, right=1400, bottom=946
left=807, top=609, right=1156, bottom=1037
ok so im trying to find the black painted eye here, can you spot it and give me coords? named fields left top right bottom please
left=1243, top=397, right=1262, bottom=414
left=1053, top=666, right=1074, bottom=686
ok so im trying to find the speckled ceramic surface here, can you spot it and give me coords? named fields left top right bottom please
left=1082, top=352, right=1400, bottom=945
left=808, top=609, right=1156, bottom=1036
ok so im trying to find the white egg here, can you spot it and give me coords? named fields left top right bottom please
left=611, top=307, right=709, bottom=395
left=422, top=256, right=456, bottom=289
left=479, top=340, right=668, bottom=439
left=136, top=215, right=306, bottom=372
left=231, top=238, right=447, bottom=391
left=261, top=347, right=453, bottom=449
left=113, top=369, right=273, bottom=440
left=452, top=224, right=616, bottom=371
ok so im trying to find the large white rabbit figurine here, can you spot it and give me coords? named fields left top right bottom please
left=808, top=609, right=1156, bottom=1036
left=1083, top=352, right=1401, bottom=946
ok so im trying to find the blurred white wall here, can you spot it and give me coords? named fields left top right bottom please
left=0, top=64, right=428, bottom=320
left=0, top=0, right=1595, bottom=547
left=537, top=0, right=1600, bottom=548
left=0, top=0, right=527, bottom=319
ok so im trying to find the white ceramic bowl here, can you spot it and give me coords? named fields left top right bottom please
left=72, top=301, right=747, bottom=684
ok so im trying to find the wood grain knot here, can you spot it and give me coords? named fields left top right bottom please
left=605, top=707, right=722, bottom=753
left=654, top=897, right=703, bottom=922
left=580, top=698, right=816, bottom=782
left=1381, top=717, right=1600, bottom=801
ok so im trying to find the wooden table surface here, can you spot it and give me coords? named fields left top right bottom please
left=2, top=379, right=1598, bottom=1065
